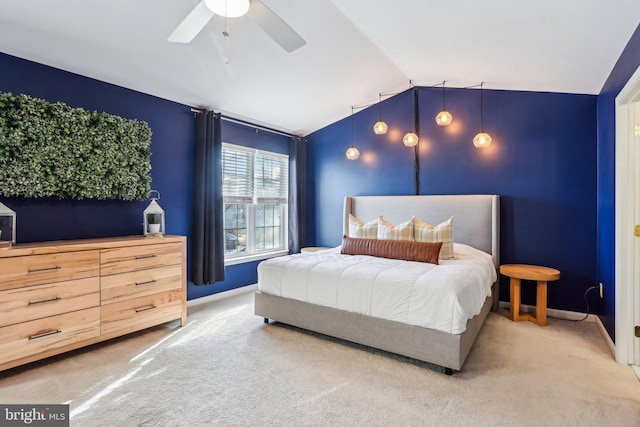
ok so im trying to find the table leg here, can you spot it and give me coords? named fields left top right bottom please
left=510, top=277, right=521, bottom=321
left=536, top=280, right=548, bottom=326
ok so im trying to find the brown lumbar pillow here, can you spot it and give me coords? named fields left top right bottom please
left=341, top=235, right=441, bottom=265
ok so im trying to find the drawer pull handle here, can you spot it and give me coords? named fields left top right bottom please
left=135, top=279, right=158, bottom=286
left=135, top=305, right=157, bottom=313
left=28, top=266, right=61, bottom=274
left=28, top=329, right=62, bottom=341
left=135, top=255, right=157, bottom=260
left=28, top=297, right=62, bottom=306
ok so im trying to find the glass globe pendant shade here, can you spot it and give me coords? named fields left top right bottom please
left=435, top=110, right=453, bottom=126
left=204, top=0, right=250, bottom=17
left=345, top=146, right=360, bottom=160
left=473, top=132, right=492, bottom=148
left=403, top=132, right=419, bottom=147
left=373, top=121, right=388, bottom=135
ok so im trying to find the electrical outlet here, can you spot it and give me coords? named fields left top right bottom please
left=599, top=283, right=604, bottom=298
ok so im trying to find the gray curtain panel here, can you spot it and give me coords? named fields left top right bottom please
left=288, top=136, right=307, bottom=253
left=192, top=111, right=225, bottom=285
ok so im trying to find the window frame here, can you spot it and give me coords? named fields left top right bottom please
left=222, top=142, right=289, bottom=266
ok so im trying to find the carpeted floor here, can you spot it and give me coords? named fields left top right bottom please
left=0, top=288, right=638, bottom=426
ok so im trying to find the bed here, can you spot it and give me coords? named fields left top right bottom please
left=255, top=194, right=500, bottom=374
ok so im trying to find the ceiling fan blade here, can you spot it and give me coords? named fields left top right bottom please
left=168, top=1, right=215, bottom=43
left=247, top=0, right=306, bottom=52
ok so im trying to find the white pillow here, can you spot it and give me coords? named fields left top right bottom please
left=348, top=214, right=377, bottom=239
left=377, top=215, right=415, bottom=241
left=414, top=216, right=454, bottom=259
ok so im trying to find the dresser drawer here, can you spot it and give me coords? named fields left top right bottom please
left=0, top=307, right=100, bottom=365
left=100, top=243, right=182, bottom=276
left=0, top=277, right=100, bottom=327
left=100, top=289, right=183, bottom=337
left=101, top=264, right=182, bottom=304
left=0, top=250, right=100, bottom=291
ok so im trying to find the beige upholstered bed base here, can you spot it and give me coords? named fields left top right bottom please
left=255, top=194, right=500, bottom=374
left=255, top=289, right=493, bottom=372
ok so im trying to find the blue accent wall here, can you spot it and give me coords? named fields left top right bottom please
left=0, top=52, right=195, bottom=245
left=597, top=23, right=640, bottom=340
left=307, top=87, right=598, bottom=313
left=0, top=52, right=289, bottom=301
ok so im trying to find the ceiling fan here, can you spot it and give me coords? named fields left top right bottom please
left=167, top=0, right=306, bottom=53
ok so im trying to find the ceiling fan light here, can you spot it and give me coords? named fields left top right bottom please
left=473, top=132, right=492, bottom=148
left=346, top=146, right=360, bottom=160
left=204, top=0, right=250, bottom=18
left=435, top=110, right=453, bottom=126
left=403, top=132, right=419, bottom=147
left=373, top=121, right=388, bottom=135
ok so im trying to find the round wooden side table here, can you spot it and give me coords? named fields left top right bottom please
left=499, top=264, right=560, bottom=326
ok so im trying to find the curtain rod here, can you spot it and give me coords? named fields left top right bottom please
left=190, top=108, right=300, bottom=139
left=221, top=115, right=299, bottom=139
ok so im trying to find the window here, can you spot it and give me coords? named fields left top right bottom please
left=222, top=143, right=288, bottom=264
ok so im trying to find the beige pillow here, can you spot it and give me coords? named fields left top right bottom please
left=414, top=216, right=454, bottom=259
left=377, top=215, right=415, bottom=241
left=348, top=214, right=377, bottom=239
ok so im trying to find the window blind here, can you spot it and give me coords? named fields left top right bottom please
left=222, top=147, right=253, bottom=203
left=255, top=153, right=288, bottom=204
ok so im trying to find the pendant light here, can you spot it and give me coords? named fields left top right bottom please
left=346, top=107, right=360, bottom=160
left=403, top=132, right=419, bottom=147
left=473, top=82, right=492, bottom=148
left=373, top=93, right=388, bottom=135
left=345, top=146, right=360, bottom=160
left=435, top=80, right=453, bottom=126
left=403, top=83, right=419, bottom=147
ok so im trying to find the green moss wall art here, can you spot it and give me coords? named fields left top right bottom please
left=0, top=92, right=152, bottom=200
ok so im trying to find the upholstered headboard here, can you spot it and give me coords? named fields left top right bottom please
left=343, top=195, right=500, bottom=267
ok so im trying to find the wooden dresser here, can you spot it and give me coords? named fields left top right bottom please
left=0, top=235, right=187, bottom=371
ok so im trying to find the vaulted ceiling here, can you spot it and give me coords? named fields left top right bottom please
left=0, top=0, right=638, bottom=135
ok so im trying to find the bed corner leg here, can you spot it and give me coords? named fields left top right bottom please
left=444, top=368, right=453, bottom=376
left=264, top=318, right=269, bottom=324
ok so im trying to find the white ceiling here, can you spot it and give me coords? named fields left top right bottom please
left=0, top=0, right=638, bottom=136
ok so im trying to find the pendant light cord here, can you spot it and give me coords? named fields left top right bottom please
left=351, top=106, right=355, bottom=148
left=480, top=82, right=485, bottom=132
left=408, top=80, right=414, bottom=132
left=413, top=88, right=420, bottom=195
left=441, top=80, right=446, bottom=110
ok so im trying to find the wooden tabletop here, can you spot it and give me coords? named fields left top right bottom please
left=0, top=235, right=186, bottom=258
left=499, top=264, right=560, bottom=281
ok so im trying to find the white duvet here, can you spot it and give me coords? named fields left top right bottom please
left=257, top=243, right=497, bottom=334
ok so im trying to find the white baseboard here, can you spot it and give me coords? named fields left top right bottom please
left=187, top=284, right=258, bottom=308
left=595, top=316, right=616, bottom=358
left=498, top=301, right=597, bottom=322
